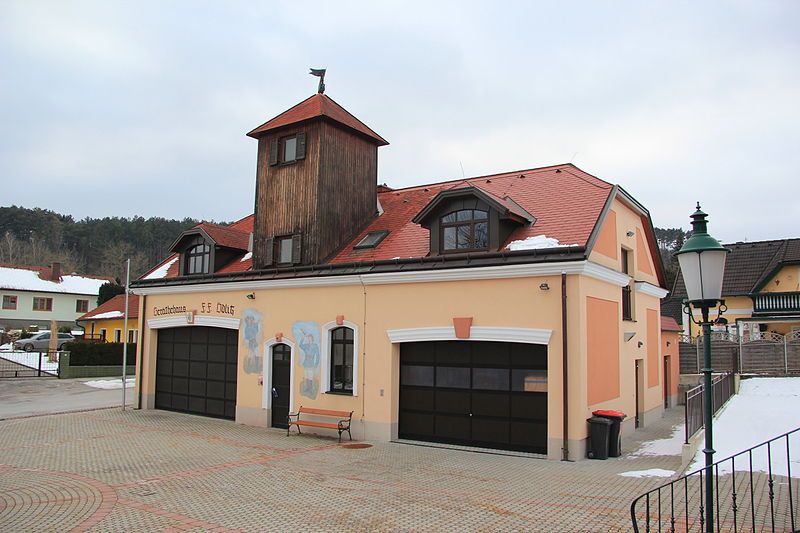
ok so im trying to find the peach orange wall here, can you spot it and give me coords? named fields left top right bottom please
left=586, top=296, right=620, bottom=405
left=646, top=309, right=659, bottom=388
left=593, top=209, right=618, bottom=261
left=636, top=229, right=654, bottom=276
left=661, top=329, right=680, bottom=398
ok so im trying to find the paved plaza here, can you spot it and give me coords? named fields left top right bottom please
left=0, top=406, right=686, bottom=532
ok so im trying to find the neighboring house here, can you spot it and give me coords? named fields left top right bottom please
left=131, top=90, right=670, bottom=460
left=660, top=316, right=683, bottom=408
left=0, top=262, right=112, bottom=331
left=663, top=238, right=800, bottom=338
left=77, top=293, right=140, bottom=343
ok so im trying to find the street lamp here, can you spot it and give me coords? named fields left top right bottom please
left=674, top=203, right=729, bottom=533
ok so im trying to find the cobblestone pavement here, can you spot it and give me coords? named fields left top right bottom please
left=0, top=407, right=686, bottom=532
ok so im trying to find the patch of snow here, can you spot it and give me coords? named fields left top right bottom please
left=240, top=251, right=253, bottom=262
left=689, top=377, right=800, bottom=476
left=619, top=468, right=676, bottom=478
left=84, top=377, right=135, bottom=390
left=0, top=266, right=107, bottom=295
left=143, top=256, right=178, bottom=280
left=0, top=351, right=58, bottom=372
left=629, top=423, right=685, bottom=457
left=0, top=343, right=13, bottom=352
left=505, top=235, right=579, bottom=251
left=89, top=311, right=124, bottom=319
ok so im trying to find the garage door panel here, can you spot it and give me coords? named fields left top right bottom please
left=435, top=390, right=470, bottom=414
left=472, top=419, right=510, bottom=444
left=435, top=414, right=470, bottom=440
left=156, top=326, right=237, bottom=420
left=400, top=388, right=434, bottom=411
left=399, top=341, right=547, bottom=454
left=471, top=392, right=508, bottom=417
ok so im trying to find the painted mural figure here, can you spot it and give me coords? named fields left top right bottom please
left=292, top=321, right=321, bottom=399
left=242, top=309, right=263, bottom=374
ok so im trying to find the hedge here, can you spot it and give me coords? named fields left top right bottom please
left=63, top=342, right=137, bottom=366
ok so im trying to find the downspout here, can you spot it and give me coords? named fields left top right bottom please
left=561, top=271, right=570, bottom=461
left=358, top=275, right=368, bottom=435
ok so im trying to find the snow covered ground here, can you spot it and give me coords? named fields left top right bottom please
left=688, top=377, right=800, bottom=476
left=0, top=349, right=59, bottom=372
left=84, top=377, right=134, bottom=389
left=629, top=422, right=685, bottom=458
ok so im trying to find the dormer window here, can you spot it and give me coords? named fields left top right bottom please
left=186, top=243, right=211, bottom=274
left=441, top=210, right=488, bottom=251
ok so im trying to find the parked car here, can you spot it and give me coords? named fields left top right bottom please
left=13, top=331, right=74, bottom=352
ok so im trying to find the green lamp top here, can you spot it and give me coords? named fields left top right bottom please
left=674, top=202, right=729, bottom=256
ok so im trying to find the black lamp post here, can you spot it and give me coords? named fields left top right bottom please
left=674, top=203, right=729, bottom=533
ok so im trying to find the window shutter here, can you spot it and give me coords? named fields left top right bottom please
left=268, top=139, right=278, bottom=166
left=296, top=132, right=306, bottom=160
left=291, top=234, right=302, bottom=264
left=263, top=237, right=274, bottom=266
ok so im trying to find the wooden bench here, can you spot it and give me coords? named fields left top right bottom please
left=287, top=406, right=353, bottom=443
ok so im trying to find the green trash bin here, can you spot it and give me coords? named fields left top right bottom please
left=587, top=416, right=613, bottom=459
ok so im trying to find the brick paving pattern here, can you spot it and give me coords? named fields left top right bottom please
left=0, top=407, right=689, bottom=532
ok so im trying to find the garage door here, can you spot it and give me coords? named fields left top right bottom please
left=399, top=341, right=547, bottom=454
left=155, top=326, right=238, bottom=420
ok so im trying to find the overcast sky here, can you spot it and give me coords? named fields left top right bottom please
left=1, top=1, right=798, bottom=243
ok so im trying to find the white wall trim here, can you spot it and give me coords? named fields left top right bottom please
left=263, top=337, right=296, bottom=417
left=386, top=326, right=553, bottom=345
left=147, top=315, right=241, bottom=330
left=634, top=281, right=669, bottom=299
left=132, top=260, right=631, bottom=295
left=319, top=320, right=360, bottom=397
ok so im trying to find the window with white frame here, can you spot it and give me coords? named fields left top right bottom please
left=321, top=321, right=359, bottom=396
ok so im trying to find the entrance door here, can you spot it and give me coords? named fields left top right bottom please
left=663, top=356, right=670, bottom=409
left=399, top=341, right=547, bottom=454
left=271, top=343, right=291, bottom=429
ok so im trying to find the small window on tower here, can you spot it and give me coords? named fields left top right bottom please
left=354, top=230, right=389, bottom=249
left=282, top=136, right=297, bottom=163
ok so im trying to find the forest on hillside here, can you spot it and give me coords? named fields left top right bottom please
left=0, top=205, right=687, bottom=290
left=0, top=206, right=227, bottom=281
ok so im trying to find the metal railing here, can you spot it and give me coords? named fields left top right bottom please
left=631, top=427, right=800, bottom=532
left=685, top=372, right=735, bottom=444
left=0, top=349, right=61, bottom=378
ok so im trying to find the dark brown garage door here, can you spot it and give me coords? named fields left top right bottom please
left=399, top=341, right=547, bottom=454
left=155, top=326, right=238, bottom=420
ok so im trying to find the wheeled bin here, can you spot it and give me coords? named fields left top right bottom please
left=587, top=416, right=613, bottom=459
left=592, top=410, right=626, bottom=457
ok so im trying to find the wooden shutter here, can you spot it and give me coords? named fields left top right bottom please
left=268, top=139, right=278, bottom=166
left=291, top=234, right=302, bottom=264
left=263, top=237, right=274, bottom=267
left=296, top=132, right=306, bottom=160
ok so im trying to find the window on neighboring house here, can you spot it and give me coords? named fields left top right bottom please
left=2, top=295, right=17, bottom=310
left=269, top=133, right=306, bottom=166
left=329, top=327, right=354, bottom=394
left=128, top=329, right=137, bottom=343
left=441, top=209, right=489, bottom=252
left=100, top=329, right=107, bottom=341
left=621, top=247, right=633, bottom=320
left=186, top=243, right=211, bottom=274
left=32, top=297, right=53, bottom=311
left=354, top=230, right=389, bottom=249
left=114, top=329, right=121, bottom=343
left=76, top=299, right=89, bottom=313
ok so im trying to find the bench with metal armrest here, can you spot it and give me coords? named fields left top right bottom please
left=287, top=406, right=353, bottom=443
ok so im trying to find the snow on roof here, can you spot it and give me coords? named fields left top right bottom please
left=88, top=311, right=124, bottom=319
left=143, top=256, right=179, bottom=280
left=0, top=265, right=109, bottom=295
left=505, top=235, right=579, bottom=251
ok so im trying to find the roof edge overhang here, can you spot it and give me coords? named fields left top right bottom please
left=169, top=227, right=215, bottom=254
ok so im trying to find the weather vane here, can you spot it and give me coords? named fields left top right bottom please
left=309, top=68, right=326, bottom=94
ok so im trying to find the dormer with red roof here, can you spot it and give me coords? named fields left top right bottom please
left=246, top=93, right=388, bottom=269
left=169, top=222, right=251, bottom=276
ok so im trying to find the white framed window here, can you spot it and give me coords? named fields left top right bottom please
left=320, top=320, right=360, bottom=396
left=114, top=329, right=121, bottom=343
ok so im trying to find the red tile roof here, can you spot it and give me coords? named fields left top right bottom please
left=78, top=294, right=140, bottom=321
left=330, top=164, right=613, bottom=263
left=195, top=222, right=250, bottom=251
left=246, top=93, right=388, bottom=146
left=660, top=316, right=682, bottom=332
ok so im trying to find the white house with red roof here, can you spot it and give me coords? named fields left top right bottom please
left=0, top=262, right=112, bottom=331
left=132, top=89, right=670, bottom=460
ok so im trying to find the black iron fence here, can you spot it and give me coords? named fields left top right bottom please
left=0, top=350, right=61, bottom=378
left=631, top=427, right=800, bottom=532
left=685, top=372, right=735, bottom=444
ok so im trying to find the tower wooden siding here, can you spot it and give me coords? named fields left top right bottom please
left=252, top=119, right=378, bottom=268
